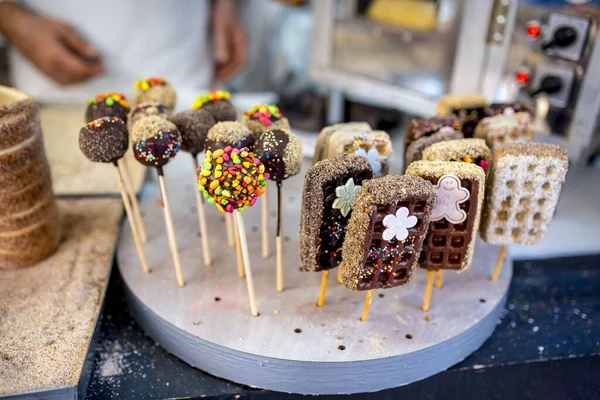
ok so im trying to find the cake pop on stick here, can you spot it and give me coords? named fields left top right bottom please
left=198, top=146, right=269, bottom=316
left=341, top=175, right=435, bottom=321
left=78, top=116, right=149, bottom=274
left=133, top=77, right=177, bottom=110
left=170, top=109, right=217, bottom=267
left=406, top=161, right=485, bottom=311
left=206, top=121, right=256, bottom=250
left=480, top=143, right=568, bottom=280
left=128, top=102, right=171, bottom=131
left=313, top=122, right=371, bottom=165
left=300, top=155, right=373, bottom=306
left=193, top=90, right=237, bottom=122
left=86, top=92, right=130, bottom=122
left=131, top=116, right=185, bottom=287
left=255, top=129, right=303, bottom=292
left=84, top=92, right=147, bottom=242
left=243, top=104, right=291, bottom=259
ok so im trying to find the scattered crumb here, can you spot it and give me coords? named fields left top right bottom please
left=424, top=315, right=431, bottom=322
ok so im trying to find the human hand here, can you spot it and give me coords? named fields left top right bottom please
left=211, top=0, right=247, bottom=81
left=0, top=3, right=103, bottom=85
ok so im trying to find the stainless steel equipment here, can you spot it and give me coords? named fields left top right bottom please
left=310, top=0, right=600, bottom=163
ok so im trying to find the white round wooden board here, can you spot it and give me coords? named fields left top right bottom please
left=117, top=155, right=512, bottom=395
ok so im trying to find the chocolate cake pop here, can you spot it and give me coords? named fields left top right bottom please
left=198, top=146, right=268, bottom=213
left=169, top=109, right=216, bottom=155
left=254, top=129, right=303, bottom=182
left=128, top=102, right=171, bottom=130
left=205, top=121, right=255, bottom=152
left=79, top=116, right=128, bottom=163
left=242, top=104, right=291, bottom=139
left=86, top=92, right=130, bottom=123
left=131, top=116, right=182, bottom=168
left=193, top=90, right=237, bottom=122
left=133, top=77, right=177, bottom=110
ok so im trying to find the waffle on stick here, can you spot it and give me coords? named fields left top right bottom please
left=405, top=127, right=464, bottom=167
left=480, top=142, right=568, bottom=246
left=341, top=175, right=435, bottom=291
left=474, top=108, right=533, bottom=149
left=436, top=95, right=487, bottom=138
left=300, top=155, right=373, bottom=273
left=422, top=138, right=492, bottom=174
left=313, top=122, right=371, bottom=164
left=325, top=130, right=392, bottom=176
left=406, top=161, right=485, bottom=272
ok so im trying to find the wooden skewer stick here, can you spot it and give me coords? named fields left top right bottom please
left=157, top=168, right=185, bottom=287
left=118, top=158, right=148, bottom=243
left=316, top=270, right=329, bottom=307
left=422, top=270, right=435, bottom=312
left=490, top=245, right=507, bottom=282
left=234, top=210, right=259, bottom=317
left=360, top=290, right=374, bottom=322
left=337, top=265, right=343, bottom=284
left=234, top=214, right=245, bottom=279
left=261, top=187, right=270, bottom=259
left=113, top=162, right=150, bottom=274
left=435, top=270, right=444, bottom=289
left=276, top=181, right=284, bottom=292
left=191, top=155, right=212, bottom=267
left=225, top=213, right=235, bottom=248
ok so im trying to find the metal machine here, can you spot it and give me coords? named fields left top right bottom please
left=310, top=0, right=600, bottom=164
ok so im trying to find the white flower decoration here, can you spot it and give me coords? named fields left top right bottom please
left=355, top=148, right=381, bottom=174
left=382, top=207, right=418, bottom=242
left=332, top=178, right=361, bottom=217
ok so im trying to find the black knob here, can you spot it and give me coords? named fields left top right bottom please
left=530, top=75, right=563, bottom=97
left=542, top=26, right=577, bottom=50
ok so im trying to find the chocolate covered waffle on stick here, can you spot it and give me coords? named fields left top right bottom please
left=324, top=129, right=392, bottom=176
left=474, top=107, right=533, bottom=149
left=300, top=155, right=373, bottom=306
left=480, top=143, right=568, bottom=281
left=435, top=94, right=487, bottom=137
left=422, top=138, right=492, bottom=174
left=404, top=116, right=464, bottom=168
left=313, top=122, right=371, bottom=164
left=406, top=161, right=485, bottom=310
left=341, top=175, right=436, bottom=321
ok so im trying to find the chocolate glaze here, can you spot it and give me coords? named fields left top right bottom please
left=405, top=116, right=462, bottom=146
left=315, top=168, right=373, bottom=271
left=205, top=136, right=255, bottom=153
left=254, top=129, right=288, bottom=182
left=132, top=129, right=181, bottom=168
left=486, top=102, right=534, bottom=116
left=86, top=102, right=129, bottom=123
left=418, top=177, right=480, bottom=271
left=201, top=99, right=237, bottom=122
left=357, top=196, right=430, bottom=290
left=79, top=117, right=128, bottom=163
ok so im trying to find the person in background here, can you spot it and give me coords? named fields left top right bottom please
left=0, top=0, right=247, bottom=103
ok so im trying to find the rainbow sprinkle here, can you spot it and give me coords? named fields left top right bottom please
left=244, top=104, right=283, bottom=126
left=134, top=77, right=167, bottom=91
left=87, top=116, right=124, bottom=130
left=198, top=146, right=268, bottom=213
left=133, top=130, right=181, bottom=165
left=192, top=90, right=231, bottom=109
left=88, top=92, right=129, bottom=108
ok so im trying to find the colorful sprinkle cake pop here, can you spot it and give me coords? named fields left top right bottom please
left=254, top=129, right=302, bottom=182
left=198, top=146, right=268, bottom=213
left=205, top=121, right=255, bottom=152
left=169, top=109, right=216, bottom=155
left=193, top=90, right=237, bottom=122
left=86, top=92, right=130, bottom=123
left=128, top=102, right=171, bottom=130
left=133, top=77, right=177, bottom=110
left=131, top=116, right=182, bottom=167
left=79, top=116, right=128, bottom=163
left=242, top=104, right=291, bottom=139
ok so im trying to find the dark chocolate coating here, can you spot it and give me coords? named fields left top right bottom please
left=86, top=102, right=129, bottom=123
left=79, top=117, right=128, bottom=163
left=200, top=99, right=237, bottom=122
left=486, top=102, right=535, bottom=117
left=169, top=109, right=216, bottom=155
left=453, top=107, right=486, bottom=138
left=405, top=116, right=462, bottom=146
left=132, top=129, right=182, bottom=168
left=205, top=136, right=255, bottom=153
left=254, top=129, right=288, bottom=182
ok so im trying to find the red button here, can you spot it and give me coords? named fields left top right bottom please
left=516, top=71, right=529, bottom=84
left=526, top=22, right=541, bottom=38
